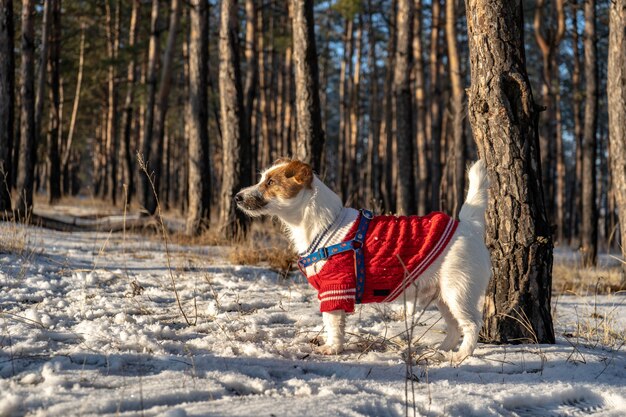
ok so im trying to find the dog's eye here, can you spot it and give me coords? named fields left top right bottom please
left=266, top=178, right=274, bottom=186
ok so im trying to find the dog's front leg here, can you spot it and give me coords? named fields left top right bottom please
left=316, top=310, right=346, bottom=354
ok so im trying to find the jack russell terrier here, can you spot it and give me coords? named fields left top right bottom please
left=235, top=158, right=491, bottom=363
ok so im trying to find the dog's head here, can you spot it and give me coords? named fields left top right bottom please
left=235, top=158, right=314, bottom=218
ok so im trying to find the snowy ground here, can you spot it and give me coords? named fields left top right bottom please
left=1, top=222, right=625, bottom=417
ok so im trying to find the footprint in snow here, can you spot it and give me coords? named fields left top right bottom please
left=503, top=389, right=620, bottom=417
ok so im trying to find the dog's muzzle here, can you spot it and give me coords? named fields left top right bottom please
left=235, top=189, right=267, bottom=211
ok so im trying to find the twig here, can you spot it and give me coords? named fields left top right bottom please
left=138, top=152, right=197, bottom=326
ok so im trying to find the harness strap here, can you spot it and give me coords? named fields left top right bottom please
left=298, top=209, right=373, bottom=304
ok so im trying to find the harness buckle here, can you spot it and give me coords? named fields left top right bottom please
left=361, top=209, right=373, bottom=220
left=319, top=247, right=329, bottom=260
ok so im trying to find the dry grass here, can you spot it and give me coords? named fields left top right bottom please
left=552, top=263, right=626, bottom=295
left=33, top=193, right=125, bottom=214
left=169, top=226, right=227, bottom=247
left=228, top=231, right=297, bottom=275
left=568, top=308, right=626, bottom=349
left=169, top=217, right=297, bottom=275
left=0, top=214, right=28, bottom=255
left=228, top=242, right=296, bottom=274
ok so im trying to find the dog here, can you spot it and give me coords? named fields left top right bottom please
left=235, top=158, right=492, bottom=363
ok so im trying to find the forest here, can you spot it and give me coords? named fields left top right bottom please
left=2, top=1, right=626, bottom=413
left=0, top=0, right=625, bottom=271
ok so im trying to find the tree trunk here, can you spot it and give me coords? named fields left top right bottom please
left=338, top=18, right=353, bottom=200
left=414, top=0, right=429, bottom=214
left=219, top=0, right=248, bottom=238
left=104, top=0, right=121, bottom=205
left=186, top=0, right=210, bottom=236
left=553, top=0, right=565, bottom=244
left=291, top=0, right=324, bottom=173
left=446, top=0, right=465, bottom=218
left=47, top=0, right=61, bottom=204
left=0, top=0, right=14, bottom=211
left=365, top=0, right=381, bottom=207
left=394, top=0, right=415, bottom=215
left=348, top=16, right=363, bottom=203
left=282, top=32, right=294, bottom=160
left=608, top=0, right=626, bottom=279
left=465, top=0, right=555, bottom=344
left=16, top=0, right=36, bottom=216
left=257, top=10, right=268, bottom=170
left=243, top=0, right=257, bottom=182
left=140, top=0, right=161, bottom=213
left=381, top=0, right=397, bottom=213
left=570, top=0, right=583, bottom=246
left=555, top=72, right=565, bottom=241
left=141, top=0, right=181, bottom=214
left=120, top=0, right=140, bottom=205
left=534, top=0, right=565, bottom=242
left=429, top=0, right=443, bottom=211
left=533, top=0, right=554, bottom=224
left=581, top=0, right=598, bottom=267
left=62, top=22, right=85, bottom=196
left=275, top=4, right=291, bottom=161
left=34, top=0, right=52, bottom=155
left=279, top=3, right=294, bottom=161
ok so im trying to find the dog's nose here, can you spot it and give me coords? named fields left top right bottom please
left=234, top=193, right=243, bottom=204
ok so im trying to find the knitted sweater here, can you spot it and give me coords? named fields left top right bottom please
left=303, top=212, right=458, bottom=313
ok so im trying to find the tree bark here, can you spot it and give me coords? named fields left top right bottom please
left=429, top=0, right=443, bottom=211
left=243, top=0, right=257, bottom=182
left=348, top=15, right=363, bottom=203
left=16, top=0, right=36, bottom=216
left=445, top=0, right=465, bottom=218
left=338, top=18, right=353, bottom=200
left=553, top=0, right=565, bottom=244
left=380, top=0, right=397, bottom=213
left=533, top=0, right=553, bottom=222
left=581, top=0, right=598, bottom=267
left=569, top=0, right=583, bottom=245
left=366, top=0, right=381, bottom=207
left=292, top=0, right=325, bottom=174
left=282, top=27, right=294, bottom=161
left=144, top=0, right=181, bottom=214
left=219, top=0, right=248, bottom=238
left=394, top=0, right=415, bottom=215
left=534, top=0, right=565, bottom=242
left=120, top=0, right=140, bottom=205
left=140, top=0, right=161, bottom=213
left=608, top=0, right=626, bottom=279
left=186, top=0, right=210, bottom=236
left=47, top=0, right=61, bottom=203
left=104, top=0, right=121, bottom=205
left=0, top=0, right=14, bottom=211
left=464, top=0, right=555, bottom=344
left=257, top=7, right=273, bottom=170
left=34, top=0, right=52, bottom=155
left=62, top=22, right=85, bottom=196
left=413, top=0, right=429, bottom=214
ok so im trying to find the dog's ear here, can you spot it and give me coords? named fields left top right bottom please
left=284, top=161, right=313, bottom=186
left=273, top=157, right=292, bottom=165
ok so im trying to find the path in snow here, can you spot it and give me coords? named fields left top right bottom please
left=1, top=223, right=625, bottom=417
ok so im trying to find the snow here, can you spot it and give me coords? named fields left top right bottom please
left=1, top=222, right=625, bottom=417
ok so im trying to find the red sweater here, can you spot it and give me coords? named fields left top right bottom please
left=304, top=212, right=458, bottom=313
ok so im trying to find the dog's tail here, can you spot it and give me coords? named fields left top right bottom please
left=458, top=160, right=489, bottom=231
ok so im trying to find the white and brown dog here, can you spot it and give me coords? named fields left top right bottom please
left=235, top=158, right=491, bottom=363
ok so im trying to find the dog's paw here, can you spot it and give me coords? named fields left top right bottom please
left=427, top=350, right=447, bottom=362
left=441, top=351, right=469, bottom=366
left=315, top=344, right=343, bottom=355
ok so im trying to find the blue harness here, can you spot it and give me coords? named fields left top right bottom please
left=297, top=209, right=373, bottom=304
